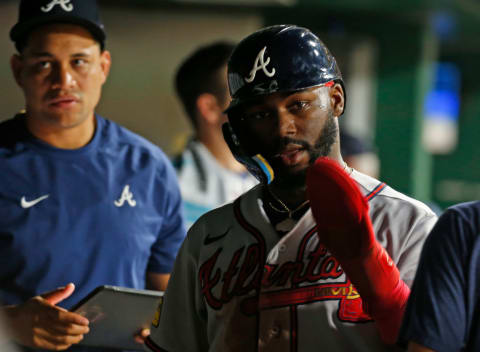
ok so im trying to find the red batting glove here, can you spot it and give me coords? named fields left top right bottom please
left=306, top=157, right=409, bottom=345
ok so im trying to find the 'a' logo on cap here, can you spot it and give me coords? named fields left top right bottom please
left=41, top=0, right=74, bottom=13
left=245, top=46, right=276, bottom=83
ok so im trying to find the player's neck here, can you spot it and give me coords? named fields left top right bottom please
left=263, top=184, right=310, bottom=234
left=267, top=183, right=307, bottom=210
left=26, top=113, right=96, bottom=149
left=264, top=156, right=347, bottom=208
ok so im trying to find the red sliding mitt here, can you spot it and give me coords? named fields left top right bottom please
left=306, top=157, right=409, bottom=345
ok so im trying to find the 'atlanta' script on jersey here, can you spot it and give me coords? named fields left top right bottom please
left=198, top=225, right=371, bottom=323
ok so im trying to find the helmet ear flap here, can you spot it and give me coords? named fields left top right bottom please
left=222, top=122, right=274, bottom=184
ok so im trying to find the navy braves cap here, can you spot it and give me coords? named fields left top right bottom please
left=10, top=0, right=106, bottom=50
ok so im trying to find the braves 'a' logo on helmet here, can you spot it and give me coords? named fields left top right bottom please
left=245, top=46, right=276, bottom=83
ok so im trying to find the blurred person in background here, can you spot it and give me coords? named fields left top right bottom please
left=172, top=41, right=258, bottom=229
left=340, top=131, right=443, bottom=215
left=399, top=200, right=480, bottom=352
left=0, top=0, right=186, bottom=350
left=340, top=130, right=380, bottom=178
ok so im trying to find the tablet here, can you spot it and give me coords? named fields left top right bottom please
left=72, top=285, right=163, bottom=351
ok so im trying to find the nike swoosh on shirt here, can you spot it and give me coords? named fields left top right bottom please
left=20, top=195, right=50, bottom=209
left=204, top=227, right=230, bottom=245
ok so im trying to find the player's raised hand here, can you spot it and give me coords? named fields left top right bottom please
left=3, top=283, right=90, bottom=350
left=306, top=157, right=410, bottom=345
left=306, top=157, right=374, bottom=261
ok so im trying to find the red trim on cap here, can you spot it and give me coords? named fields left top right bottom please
left=324, top=81, right=334, bottom=87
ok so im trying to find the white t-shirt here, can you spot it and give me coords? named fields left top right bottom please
left=174, top=140, right=259, bottom=229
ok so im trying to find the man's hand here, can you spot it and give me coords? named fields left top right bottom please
left=134, top=328, right=150, bottom=344
left=306, top=157, right=410, bottom=345
left=3, top=283, right=90, bottom=350
left=306, top=157, right=373, bottom=261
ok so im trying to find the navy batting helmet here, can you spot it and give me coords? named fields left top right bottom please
left=226, top=24, right=343, bottom=113
left=222, top=25, right=345, bottom=184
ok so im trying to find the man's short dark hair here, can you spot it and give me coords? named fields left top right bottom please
left=175, top=41, right=235, bottom=129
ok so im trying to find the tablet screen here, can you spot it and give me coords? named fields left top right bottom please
left=72, top=285, right=163, bottom=351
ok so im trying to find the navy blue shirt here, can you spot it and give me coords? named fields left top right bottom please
left=399, top=201, right=480, bottom=352
left=0, top=114, right=186, bottom=349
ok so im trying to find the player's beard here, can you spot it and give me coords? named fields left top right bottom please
left=308, top=111, right=338, bottom=163
left=273, top=111, right=338, bottom=190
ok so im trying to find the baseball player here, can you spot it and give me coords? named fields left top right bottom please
left=146, top=25, right=437, bottom=352
left=0, top=0, right=186, bottom=350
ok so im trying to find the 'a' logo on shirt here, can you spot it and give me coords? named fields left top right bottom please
left=114, top=185, right=136, bottom=207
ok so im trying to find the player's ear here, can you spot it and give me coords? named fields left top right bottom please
left=99, top=50, right=111, bottom=84
left=196, top=93, right=222, bottom=125
left=10, top=54, right=24, bottom=87
left=330, top=83, right=345, bottom=117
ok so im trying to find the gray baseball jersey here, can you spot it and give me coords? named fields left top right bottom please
left=147, top=169, right=437, bottom=352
